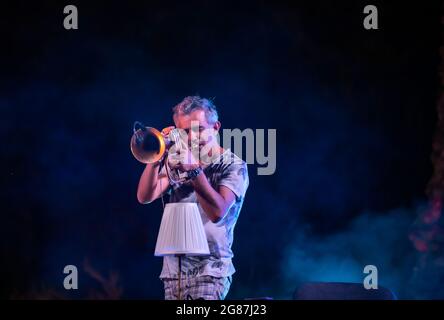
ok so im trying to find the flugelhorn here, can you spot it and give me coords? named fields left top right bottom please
left=130, top=121, right=188, bottom=183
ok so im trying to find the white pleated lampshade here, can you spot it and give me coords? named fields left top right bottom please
left=155, top=202, right=210, bottom=256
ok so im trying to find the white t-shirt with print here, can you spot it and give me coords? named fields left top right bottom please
left=158, top=149, right=249, bottom=279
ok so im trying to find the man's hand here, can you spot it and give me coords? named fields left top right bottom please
left=161, top=126, right=175, bottom=148
left=161, top=126, right=175, bottom=136
left=170, top=146, right=200, bottom=172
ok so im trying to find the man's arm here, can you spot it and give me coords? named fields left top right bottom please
left=137, top=162, right=170, bottom=204
left=191, top=173, right=236, bottom=223
left=136, top=126, right=175, bottom=204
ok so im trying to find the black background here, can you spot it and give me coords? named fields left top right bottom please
left=0, top=0, right=442, bottom=299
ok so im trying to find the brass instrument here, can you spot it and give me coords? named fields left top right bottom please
left=130, top=121, right=188, bottom=184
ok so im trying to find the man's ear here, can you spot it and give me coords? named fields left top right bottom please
left=213, top=121, right=221, bottom=132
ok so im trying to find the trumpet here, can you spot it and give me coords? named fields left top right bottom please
left=130, top=121, right=188, bottom=183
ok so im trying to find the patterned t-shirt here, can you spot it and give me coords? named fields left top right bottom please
left=159, top=149, right=249, bottom=279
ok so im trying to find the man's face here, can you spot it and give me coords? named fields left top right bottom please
left=173, top=109, right=220, bottom=150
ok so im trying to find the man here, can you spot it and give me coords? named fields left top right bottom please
left=137, top=96, right=249, bottom=300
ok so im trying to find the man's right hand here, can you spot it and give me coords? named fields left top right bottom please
left=161, top=126, right=175, bottom=149
left=161, top=126, right=175, bottom=136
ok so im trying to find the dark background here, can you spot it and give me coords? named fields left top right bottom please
left=0, top=0, right=442, bottom=299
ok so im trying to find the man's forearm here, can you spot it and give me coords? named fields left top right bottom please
left=191, top=173, right=228, bottom=222
left=137, top=162, right=161, bottom=204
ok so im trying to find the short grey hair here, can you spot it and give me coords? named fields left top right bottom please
left=172, top=96, right=218, bottom=124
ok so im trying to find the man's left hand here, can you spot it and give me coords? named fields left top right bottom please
left=170, top=147, right=200, bottom=172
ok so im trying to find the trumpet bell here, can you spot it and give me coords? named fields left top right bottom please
left=130, top=127, right=166, bottom=164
